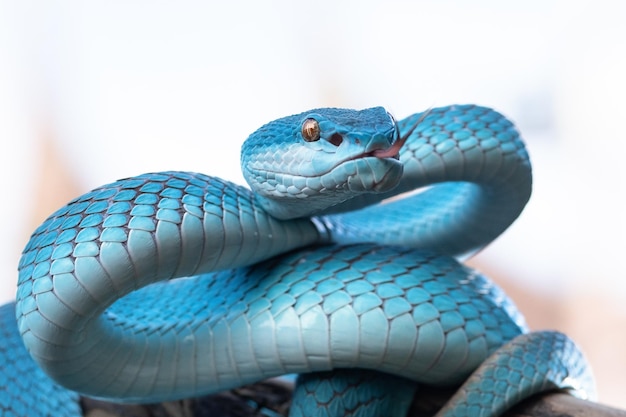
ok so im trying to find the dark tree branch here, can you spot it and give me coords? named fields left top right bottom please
left=505, top=393, right=626, bottom=417
left=81, top=381, right=626, bottom=417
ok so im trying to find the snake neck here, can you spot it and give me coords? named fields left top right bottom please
left=318, top=105, right=532, bottom=258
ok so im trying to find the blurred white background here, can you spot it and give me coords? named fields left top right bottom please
left=1, top=0, right=625, bottom=409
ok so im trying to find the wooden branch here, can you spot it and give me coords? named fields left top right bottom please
left=505, top=393, right=626, bottom=417
left=407, top=386, right=626, bottom=417
left=81, top=381, right=626, bottom=417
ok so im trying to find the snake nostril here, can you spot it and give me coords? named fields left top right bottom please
left=329, top=133, right=344, bottom=147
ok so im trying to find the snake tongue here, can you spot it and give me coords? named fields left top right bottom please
left=371, top=109, right=431, bottom=159
left=370, top=136, right=406, bottom=159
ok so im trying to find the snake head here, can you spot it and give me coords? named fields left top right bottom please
left=241, top=107, right=404, bottom=219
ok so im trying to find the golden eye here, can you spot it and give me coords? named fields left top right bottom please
left=301, top=118, right=320, bottom=142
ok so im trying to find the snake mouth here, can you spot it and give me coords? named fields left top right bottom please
left=369, top=109, right=431, bottom=160
left=369, top=136, right=405, bottom=160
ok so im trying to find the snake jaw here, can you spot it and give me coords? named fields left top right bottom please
left=344, top=141, right=400, bottom=164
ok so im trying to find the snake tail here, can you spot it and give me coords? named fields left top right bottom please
left=435, top=331, right=596, bottom=417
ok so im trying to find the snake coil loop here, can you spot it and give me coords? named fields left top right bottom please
left=0, top=105, right=594, bottom=417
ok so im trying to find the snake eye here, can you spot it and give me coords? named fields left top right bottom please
left=301, top=118, right=320, bottom=142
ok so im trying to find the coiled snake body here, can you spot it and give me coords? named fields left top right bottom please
left=0, top=105, right=594, bottom=416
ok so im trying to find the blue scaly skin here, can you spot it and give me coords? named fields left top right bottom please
left=0, top=105, right=594, bottom=416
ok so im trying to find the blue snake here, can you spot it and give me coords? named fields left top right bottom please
left=0, top=105, right=595, bottom=417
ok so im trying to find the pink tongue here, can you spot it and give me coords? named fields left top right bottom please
left=371, top=134, right=408, bottom=158
left=371, top=109, right=431, bottom=159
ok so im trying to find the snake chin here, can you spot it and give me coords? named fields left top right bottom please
left=343, top=156, right=403, bottom=193
left=247, top=156, right=403, bottom=220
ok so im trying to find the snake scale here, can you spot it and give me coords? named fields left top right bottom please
left=0, top=105, right=595, bottom=417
